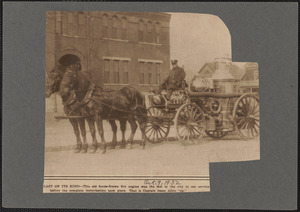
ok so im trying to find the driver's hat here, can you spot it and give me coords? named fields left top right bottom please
left=171, top=60, right=178, bottom=65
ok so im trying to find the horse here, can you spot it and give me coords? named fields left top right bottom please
left=59, top=68, right=147, bottom=154
left=46, top=66, right=65, bottom=98
left=46, top=65, right=126, bottom=153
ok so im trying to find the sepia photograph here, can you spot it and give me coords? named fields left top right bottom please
left=44, top=11, right=260, bottom=193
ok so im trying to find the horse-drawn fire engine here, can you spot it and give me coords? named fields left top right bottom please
left=144, top=71, right=260, bottom=145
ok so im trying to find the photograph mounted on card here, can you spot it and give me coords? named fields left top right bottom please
left=44, top=11, right=260, bottom=193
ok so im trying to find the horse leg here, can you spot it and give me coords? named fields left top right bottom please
left=136, top=116, right=147, bottom=149
left=95, top=114, right=106, bottom=154
left=69, top=119, right=82, bottom=153
left=86, top=119, right=98, bottom=153
left=78, top=118, right=88, bottom=153
left=127, top=115, right=137, bottom=149
left=119, top=119, right=127, bottom=149
left=109, top=120, right=117, bottom=149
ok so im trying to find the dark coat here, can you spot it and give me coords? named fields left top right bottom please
left=161, top=66, right=186, bottom=90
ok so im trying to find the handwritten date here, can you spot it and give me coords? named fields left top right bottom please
left=144, top=180, right=181, bottom=186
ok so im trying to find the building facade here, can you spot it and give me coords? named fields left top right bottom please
left=190, top=60, right=259, bottom=94
left=46, top=11, right=171, bottom=92
left=238, top=62, right=259, bottom=93
left=190, top=59, right=246, bottom=92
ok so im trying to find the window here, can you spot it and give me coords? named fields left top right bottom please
left=139, top=62, right=145, bottom=84
left=148, top=73, right=152, bottom=84
left=147, top=63, right=152, bottom=84
left=56, top=12, right=62, bottom=34
left=67, top=12, right=73, bottom=35
left=78, top=13, right=85, bottom=25
left=123, top=61, right=129, bottom=84
left=121, top=17, right=127, bottom=40
left=73, top=13, right=78, bottom=36
left=78, top=13, right=86, bottom=37
left=103, top=14, right=108, bottom=38
left=112, top=16, right=118, bottom=39
left=139, top=61, right=162, bottom=85
left=155, top=22, right=160, bottom=44
left=62, top=12, right=68, bottom=35
left=146, top=21, right=152, bottom=43
left=103, top=58, right=130, bottom=84
left=138, top=20, right=144, bottom=42
left=155, top=63, right=161, bottom=84
left=113, top=60, right=120, bottom=83
left=104, top=60, right=110, bottom=83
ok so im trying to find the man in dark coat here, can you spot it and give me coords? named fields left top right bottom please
left=157, top=60, right=186, bottom=100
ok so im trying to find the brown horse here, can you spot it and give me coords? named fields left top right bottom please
left=46, top=66, right=126, bottom=153
left=59, top=68, right=147, bottom=154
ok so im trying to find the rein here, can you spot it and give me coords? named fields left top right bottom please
left=62, top=69, right=147, bottom=117
left=62, top=92, right=77, bottom=106
left=90, top=97, right=147, bottom=117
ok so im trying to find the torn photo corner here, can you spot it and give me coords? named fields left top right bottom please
left=44, top=11, right=260, bottom=193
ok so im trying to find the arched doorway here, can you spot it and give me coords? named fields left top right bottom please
left=57, top=54, right=81, bottom=72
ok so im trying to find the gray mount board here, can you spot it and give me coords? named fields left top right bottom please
left=2, top=2, right=298, bottom=210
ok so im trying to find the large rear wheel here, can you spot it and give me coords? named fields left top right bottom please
left=233, top=94, right=260, bottom=140
left=175, top=103, right=205, bottom=145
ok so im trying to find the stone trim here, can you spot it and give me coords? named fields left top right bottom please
left=103, top=56, right=131, bottom=61
left=138, top=59, right=163, bottom=64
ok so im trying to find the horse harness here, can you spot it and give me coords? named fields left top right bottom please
left=62, top=70, right=146, bottom=117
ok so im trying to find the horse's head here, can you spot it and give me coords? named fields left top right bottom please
left=45, top=69, right=62, bottom=98
left=59, top=69, right=78, bottom=100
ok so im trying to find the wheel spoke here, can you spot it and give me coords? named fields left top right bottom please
left=177, top=119, right=187, bottom=124
left=158, top=126, right=167, bottom=135
left=178, top=126, right=186, bottom=135
left=186, top=107, right=192, bottom=119
left=157, top=128, right=163, bottom=138
left=145, top=126, right=153, bottom=133
left=240, top=120, right=248, bottom=129
left=155, top=130, right=159, bottom=141
left=237, top=118, right=247, bottom=127
left=148, top=128, right=155, bottom=138
left=252, top=103, right=259, bottom=114
left=192, top=126, right=203, bottom=135
left=249, top=99, right=255, bottom=113
left=191, top=107, right=198, bottom=119
left=253, top=125, right=258, bottom=134
left=159, top=127, right=167, bottom=137
left=180, top=112, right=188, bottom=121
left=194, top=112, right=202, bottom=121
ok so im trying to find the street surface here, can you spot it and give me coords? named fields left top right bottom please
left=44, top=112, right=260, bottom=177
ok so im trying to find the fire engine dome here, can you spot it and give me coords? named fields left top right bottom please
left=211, top=58, right=237, bottom=93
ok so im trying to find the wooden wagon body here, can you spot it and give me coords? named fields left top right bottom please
left=145, top=88, right=260, bottom=145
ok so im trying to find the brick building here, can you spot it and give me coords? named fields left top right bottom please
left=46, top=11, right=171, bottom=92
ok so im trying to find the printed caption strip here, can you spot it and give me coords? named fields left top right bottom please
left=44, top=175, right=210, bottom=193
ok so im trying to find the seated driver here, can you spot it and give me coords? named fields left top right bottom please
left=156, top=60, right=186, bottom=100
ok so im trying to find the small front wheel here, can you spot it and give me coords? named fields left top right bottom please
left=174, top=103, right=205, bottom=145
left=144, top=107, right=170, bottom=143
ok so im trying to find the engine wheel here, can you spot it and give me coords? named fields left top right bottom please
left=145, top=107, right=170, bottom=143
left=233, top=94, right=260, bottom=140
left=175, top=103, right=205, bottom=145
